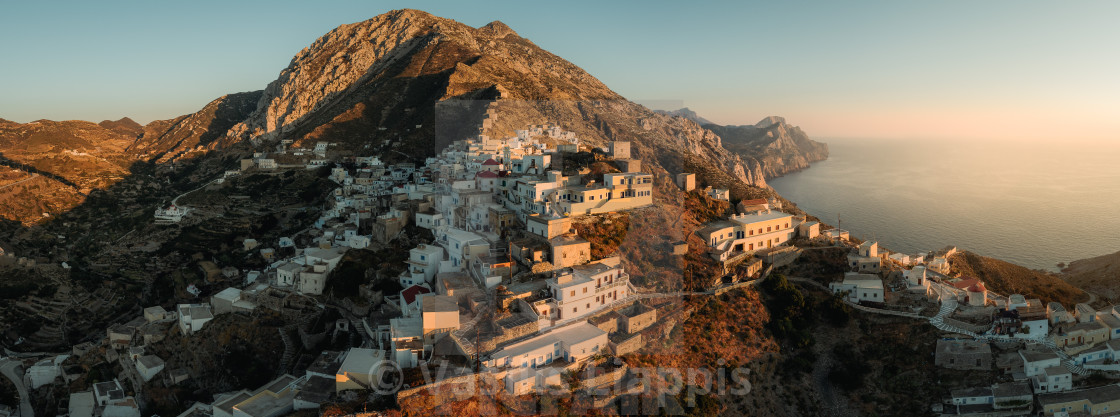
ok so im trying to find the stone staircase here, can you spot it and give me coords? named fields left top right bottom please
left=929, top=299, right=980, bottom=337
left=277, top=324, right=297, bottom=373
left=1038, top=338, right=1090, bottom=376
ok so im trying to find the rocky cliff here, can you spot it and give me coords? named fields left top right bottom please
left=653, top=107, right=713, bottom=125
left=704, top=116, right=829, bottom=179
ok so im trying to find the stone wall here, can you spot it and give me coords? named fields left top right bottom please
left=610, top=333, right=642, bottom=355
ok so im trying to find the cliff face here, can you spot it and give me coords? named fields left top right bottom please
left=704, top=116, right=829, bottom=179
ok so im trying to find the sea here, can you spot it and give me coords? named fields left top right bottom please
left=768, top=138, right=1120, bottom=271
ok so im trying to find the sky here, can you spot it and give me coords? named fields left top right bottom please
left=1, top=1, right=1118, bottom=141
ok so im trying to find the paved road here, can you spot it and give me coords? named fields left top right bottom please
left=0, top=359, right=34, bottom=417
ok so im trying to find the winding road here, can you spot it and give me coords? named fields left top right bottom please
left=0, top=358, right=33, bottom=417
left=0, top=173, right=38, bottom=191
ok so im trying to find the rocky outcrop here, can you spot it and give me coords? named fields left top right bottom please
left=653, top=107, right=713, bottom=125
left=704, top=117, right=829, bottom=180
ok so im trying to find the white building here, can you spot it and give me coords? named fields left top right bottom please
left=69, top=391, right=96, bottom=417
left=697, top=210, right=797, bottom=262
left=422, top=295, right=461, bottom=345
left=829, top=273, right=884, bottom=304
left=546, top=258, right=630, bottom=321
left=401, top=244, right=443, bottom=287
left=275, top=262, right=301, bottom=287
left=1020, top=350, right=1062, bottom=378
left=1031, top=366, right=1072, bottom=393
left=25, top=355, right=67, bottom=388
left=143, top=305, right=173, bottom=322
left=154, top=205, right=189, bottom=224
left=212, top=288, right=256, bottom=315
left=335, top=348, right=384, bottom=392
left=304, top=247, right=345, bottom=271
left=485, top=322, right=608, bottom=370
left=297, top=264, right=329, bottom=295
left=177, top=303, right=214, bottom=334
left=907, top=266, right=927, bottom=288
left=136, top=355, right=166, bottom=382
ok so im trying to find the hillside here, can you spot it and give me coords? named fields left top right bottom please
left=704, top=117, right=829, bottom=179
left=1, top=9, right=841, bottom=416
left=0, top=92, right=261, bottom=225
left=949, top=250, right=1088, bottom=306
left=1064, top=249, right=1120, bottom=302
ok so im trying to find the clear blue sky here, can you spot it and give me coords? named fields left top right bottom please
left=2, top=0, right=1118, bottom=141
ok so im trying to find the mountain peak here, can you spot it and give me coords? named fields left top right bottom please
left=755, top=116, right=786, bottom=129
left=654, top=107, right=713, bottom=125
left=478, top=20, right=517, bottom=38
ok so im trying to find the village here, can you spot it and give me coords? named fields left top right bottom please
left=3, top=115, right=1120, bottom=417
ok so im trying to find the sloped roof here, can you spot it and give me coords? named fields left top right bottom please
left=401, top=285, right=432, bottom=305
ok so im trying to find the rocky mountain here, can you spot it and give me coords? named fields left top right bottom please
left=219, top=9, right=771, bottom=188
left=704, top=116, right=830, bottom=179
left=653, top=107, right=713, bottom=125
left=0, top=9, right=835, bottom=225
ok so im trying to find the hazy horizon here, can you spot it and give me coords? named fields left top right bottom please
left=2, top=1, right=1118, bottom=141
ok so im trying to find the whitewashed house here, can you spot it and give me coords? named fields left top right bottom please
left=136, top=355, right=165, bottom=382
left=829, top=273, right=884, bottom=304
left=177, top=303, right=214, bottom=334
left=400, top=244, right=443, bottom=287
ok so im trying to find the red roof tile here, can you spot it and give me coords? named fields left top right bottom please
left=950, top=278, right=981, bottom=290
left=476, top=171, right=498, bottom=178
left=401, top=285, right=432, bottom=305
left=482, top=158, right=500, bottom=165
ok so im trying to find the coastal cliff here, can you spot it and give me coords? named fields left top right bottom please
left=704, top=116, right=829, bottom=180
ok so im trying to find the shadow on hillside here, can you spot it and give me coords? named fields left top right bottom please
left=0, top=152, right=83, bottom=191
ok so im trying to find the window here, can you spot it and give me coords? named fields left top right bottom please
left=570, top=290, right=575, bottom=297
left=583, top=287, right=588, bottom=293
left=586, top=303, right=591, bottom=309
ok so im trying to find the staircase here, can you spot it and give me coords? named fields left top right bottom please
left=277, top=324, right=297, bottom=373
left=929, top=299, right=980, bottom=337
left=1038, top=338, right=1090, bottom=376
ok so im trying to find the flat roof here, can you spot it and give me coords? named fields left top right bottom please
left=423, top=295, right=458, bottom=314
left=213, top=390, right=252, bottom=414
left=1037, top=383, right=1120, bottom=406
left=490, top=322, right=606, bottom=363
left=936, top=339, right=991, bottom=354
left=729, top=210, right=794, bottom=225
left=550, top=234, right=589, bottom=246
left=69, top=391, right=95, bottom=417
left=1020, top=350, right=1059, bottom=362
left=138, top=355, right=164, bottom=369
left=213, top=287, right=242, bottom=301
left=951, top=387, right=992, bottom=398
left=336, top=347, right=380, bottom=374
left=697, top=221, right=737, bottom=236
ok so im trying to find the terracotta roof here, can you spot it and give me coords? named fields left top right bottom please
left=950, top=278, right=981, bottom=290
left=482, top=158, right=500, bottom=165
left=401, top=285, right=432, bottom=305
left=476, top=171, right=498, bottom=178
left=967, top=282, right=987, bottom=293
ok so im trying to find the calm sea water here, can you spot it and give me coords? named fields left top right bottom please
left=769, top=138, right=1120, bottom=271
